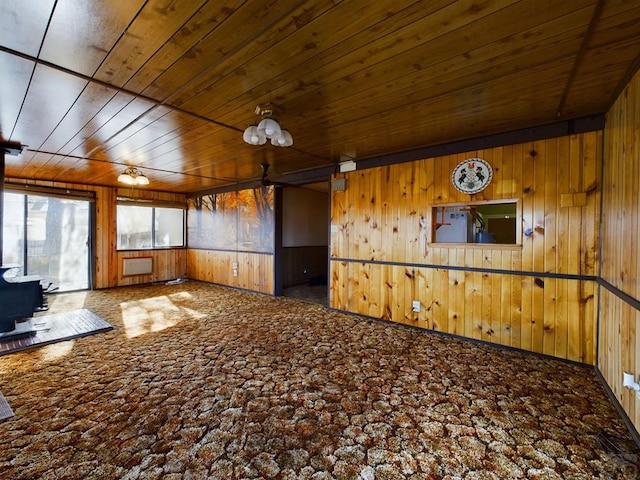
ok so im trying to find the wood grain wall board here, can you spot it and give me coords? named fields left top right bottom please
left=329, top=260, right=597, bottom=363
left=599, top=289, right=640, bottom=423
left=329, top=132, right=601, bottom=362
left=599, top=68, right=640, bottom=432
left=187, top=249, right=274, bottom=295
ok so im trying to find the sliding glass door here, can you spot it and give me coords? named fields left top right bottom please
left=3, top=192, right=90, bottom=291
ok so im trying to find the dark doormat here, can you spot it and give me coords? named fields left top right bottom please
left=0, top=309, right=112, bottom=356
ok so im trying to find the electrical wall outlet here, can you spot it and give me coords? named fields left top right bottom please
left=412, top=300, right=420, bottom=312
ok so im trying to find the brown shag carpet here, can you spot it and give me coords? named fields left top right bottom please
left=0, top=281, right=637, bottom=479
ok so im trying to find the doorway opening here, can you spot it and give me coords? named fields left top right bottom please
left=280, top=183, right=329, bottom=305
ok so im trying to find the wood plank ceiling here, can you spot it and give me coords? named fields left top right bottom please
left=0, top=0, right=639, bottom=193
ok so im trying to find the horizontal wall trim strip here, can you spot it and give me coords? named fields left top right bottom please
left=598, top=278, right=640, bottom=312
left=188, top=247, right=273, bottom=256
left=5, top=182, right=96, bottom=200
left=356, top=114, right=605, bottom=171
left=330, top=257, right=596, bottom=282
left=188, top=116, right=604, bottom=196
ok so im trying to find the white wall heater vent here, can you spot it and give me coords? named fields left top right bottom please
left=122, top=257, right=153, bottom=276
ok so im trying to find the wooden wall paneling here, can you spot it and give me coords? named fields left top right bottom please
left=330, top=176, right=344, bottom=260
left=329, top=133, right=601, bottom=363
left=398, top=266, right=411, bottom=326
left=449, top=251, right=464, bottom=337
left=370, top=167, right=383, bottom=261
left=186, top=249, right=273, bottom=295
left=399, top=264, right=414, bottom=325
left=391, top=164, right=404, bottom=263
left=568, top=134, right=585, bottom=275
left=531, top=141, right=546, bottom=354
left=583, top=280, right=597, bottom=365
left=542, top=138, right=558, bottom=357
left=396, top=163, right=410, bottom=263
left=582, top=131, right=601, bottom=277
left=369, top=259, right=384, bottom=320
left=408, top=266, right=421, bottom=326
left=349, top=261, right=360, bottom=313
left=379, top=263, right=390, bottom=321
left=389, top=264, right=401, bottom=324
left=410, top=161, right=424, bottom=264
left=329, top=260, right=339, bottom=309
left=357, top=260, right=370, bottom=314
left=480, top=250, right=493, bottom=342
left=509, top=251, right=523, bottom=349
left=556, top=135, right=571, bottom=357
left=499, top=251, right=512, bottom=346
left=413, top=266, right=425, bottom=327
left=421, top=158, right=435, bottom=263
left=348, top=172, right=360, bottom=261
left=490, top=251, right=503, bottom=345
left=429, top=264, right=442, bottom=331
left=432, top=153, right=444, bottom=205
left=599, top=290, right=622, bottom=410
left=94, top=186, right=108, bottom=288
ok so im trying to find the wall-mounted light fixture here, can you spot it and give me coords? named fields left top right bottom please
left=243, top=104, right=293, bottom=147
left=117, top=167, right=149, bottom=185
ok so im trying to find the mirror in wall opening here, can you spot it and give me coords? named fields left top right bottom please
left=433, top=201, right=519, bottom=245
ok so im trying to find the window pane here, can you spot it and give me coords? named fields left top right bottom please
left=154, top=208, right=184, bottom=247
left=27, top=196, right=89, bottom=291
left=2, top=193, right=25, bottom=266
left=117, top=205, right=152, bottom=249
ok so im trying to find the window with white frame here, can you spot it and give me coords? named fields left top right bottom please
left=117, top=204, right=185, bottom=250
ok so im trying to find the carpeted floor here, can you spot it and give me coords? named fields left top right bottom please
left=0, top=281, right=637, bottom=479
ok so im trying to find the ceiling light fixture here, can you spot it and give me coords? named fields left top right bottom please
left=117, top=167, right=149, bottom=185
left=243, top=104, right=293, bottom=147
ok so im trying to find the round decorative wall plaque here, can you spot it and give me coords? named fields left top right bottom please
left=451, top=158, right=493, bottom=194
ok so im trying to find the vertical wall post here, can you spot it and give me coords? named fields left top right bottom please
left=0, top=149, right=4, bottom=264
left=273, top=186, right=283, bottom=296
left=0, top=140, right=25, bottom=266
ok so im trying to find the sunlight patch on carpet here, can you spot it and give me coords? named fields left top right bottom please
left=0, top=309, right=112, bottom=356
left=121, top=295, right=182, bottom=338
